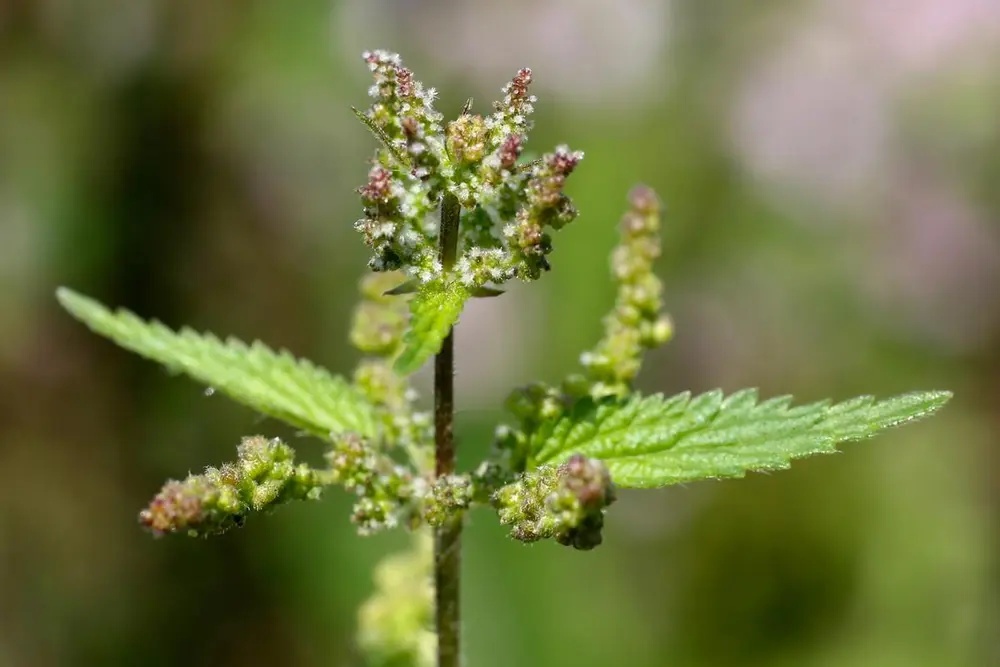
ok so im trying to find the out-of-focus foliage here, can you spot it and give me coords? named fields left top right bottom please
left=0, top=1, right=995, bottom=667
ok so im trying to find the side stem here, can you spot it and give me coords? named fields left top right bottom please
left=434, top=192, right=462, bottom=667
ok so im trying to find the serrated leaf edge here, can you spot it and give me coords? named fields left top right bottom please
left=393, top=281, right=469, bottom=375
left=533, top=389, right=952, bottom=488
left=56, top=288, right=377, bottom=439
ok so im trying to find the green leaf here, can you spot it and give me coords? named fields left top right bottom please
left=531, top=389, right=952, bottom=488
left=393, top=280, right=469, bottom=375
left=57, top=288, right=377, bottom=439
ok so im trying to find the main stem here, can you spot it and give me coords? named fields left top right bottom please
left=434, top=192, right=462, bottom=667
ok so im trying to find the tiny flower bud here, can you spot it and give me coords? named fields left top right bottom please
left=359, top=165, right=394, bottom=203
left=578, top=186, right=671, bottom=398
left=422, top=474, right=472, bottom=527
left=359, top=531, right=434, bottom=667
left=492, top=455, right=616, bottom=550
left=326, top=434, right=417, bottom=535
left=139, top=436, right=327, bottom=537
left=446, top=114, right=489, bottom=165
left=503, top=382, right=567, bottom=426
left=497, top=134, right=522, bottom=170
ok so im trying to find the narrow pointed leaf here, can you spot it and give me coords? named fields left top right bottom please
left=384, top=278, right=421, bottom=296
left=352, top=106, right=410, bottom=167
left=57, top=288, right=377, bottom=439
left=393, top=281, right=469, bottom=375
left=532, top=389, right=952, bottom=488
left=469, top=286, right=504, bottom=298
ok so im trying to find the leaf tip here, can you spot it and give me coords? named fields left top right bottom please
left=392, top=353, right=422, bottom=376
left=55, top=286, right=78, bottom=306
left=55, top=286, right=97, bottom=320
left=918, top=389, right=953, bottom=411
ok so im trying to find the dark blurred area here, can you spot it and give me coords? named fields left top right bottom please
left=0, top=1, right=997, bottom=666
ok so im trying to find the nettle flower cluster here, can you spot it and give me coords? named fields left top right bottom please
left=354, top=49, right=583, bottom=287
left=128, top=53, right=646, bottom=548
left=55, top=48, right=950, bottom=667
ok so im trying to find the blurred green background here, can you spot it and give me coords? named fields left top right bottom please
left=1, top=1, right=997, bottom=666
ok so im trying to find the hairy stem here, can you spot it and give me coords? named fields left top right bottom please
left=434, top=191, right=462, bottom=667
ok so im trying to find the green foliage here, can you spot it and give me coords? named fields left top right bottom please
left=359, top=531, right=434, bottom=667
left=394, top=281, right=469, bottom=375
left=531, top=389, right=953, bottom=488
left=54, top=48, right=956, bottom=667
left=56, top=288, right=377, bottom=439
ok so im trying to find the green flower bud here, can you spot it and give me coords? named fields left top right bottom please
left=577, top=185, right=671, bottom=398
left=492, top=454, right=616, bottom=550
left=326, top=434, right=418, bottom=535
left=446, top=114, right=489, bottom=166
left=139, top=436, right=326, bottom=537
left=359, top=531, right=434, bottom=667
left=422, top=474, right=473, bottom=527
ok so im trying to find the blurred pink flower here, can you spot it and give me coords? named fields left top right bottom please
left=732, top=0, right=1000, bottom=206
left=730, top=0, right=1000, bottom=352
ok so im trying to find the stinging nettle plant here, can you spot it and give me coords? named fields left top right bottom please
left=57, top=50, right=952, bottom=667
